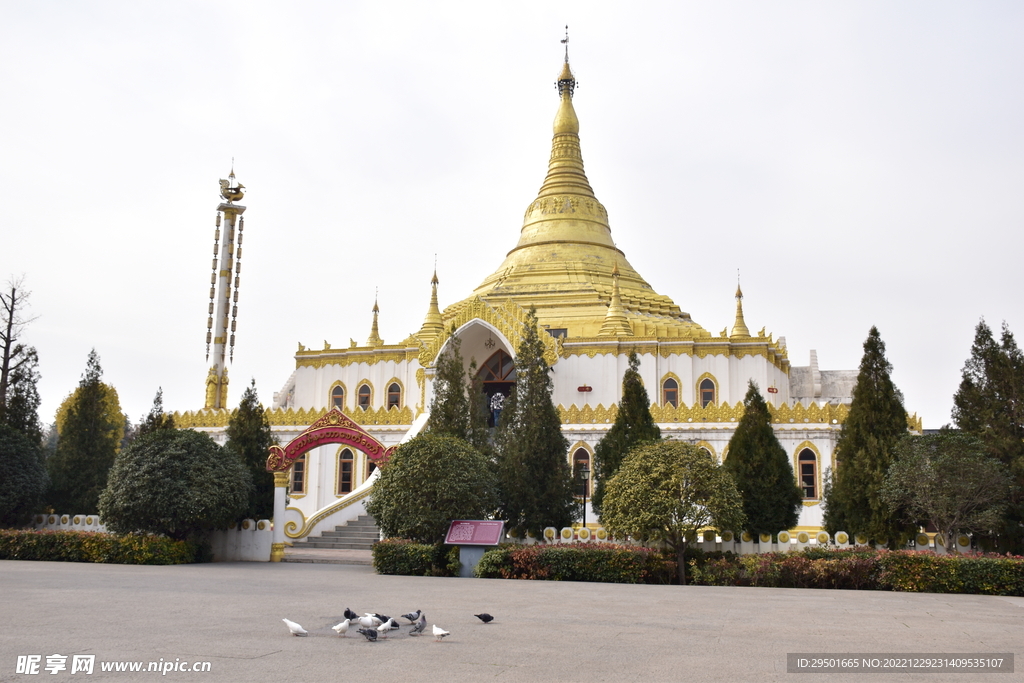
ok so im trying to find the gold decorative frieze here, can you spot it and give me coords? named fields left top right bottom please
left=559, top=337, right=789, bottom=371
left=558, top=403, right=618, bottom=424
left=557, top=400, right=862, bottom=426
left=294, top=346, right=421, bottom=370
left=175, top=404, right=414, bottom=429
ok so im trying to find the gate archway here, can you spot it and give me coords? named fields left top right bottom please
left=265, top=408, right=395, bottom=473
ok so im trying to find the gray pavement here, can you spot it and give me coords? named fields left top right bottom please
left=2, top=559, right=1022, bottom=683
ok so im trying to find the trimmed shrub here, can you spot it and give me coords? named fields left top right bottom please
left=877, top=551, right=1024, bottom=595
left=372, top=539, right=460, bottom=577
left=474, top=543, right=675, bottom=584
left=0, top=529, right=197, bottom=564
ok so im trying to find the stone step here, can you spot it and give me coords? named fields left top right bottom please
left=301, top=540, right=376, bottom=550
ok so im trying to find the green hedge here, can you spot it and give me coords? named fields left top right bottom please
left=0, top=529, right=198, bottom=564
left=687, top=548, right=1024, bottom=595
left=474, top=543, right=676, bottom=584
left=371, top=539, right=460, bottom=576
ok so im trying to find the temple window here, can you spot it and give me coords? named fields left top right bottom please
left=290, top=454, right=306, bottom=495
left=331, top=385, right=345, bottom=410
left=662, top=377, right=678, bottom=407
left=358, top=384, right=371, bottom=410
left=799, top=449, right=817, bottom=499
left=387, top=382, right=401, bottom=410
left=337, top=448, right=354, bottom=495
left=699, top=378, right=716, bottom=408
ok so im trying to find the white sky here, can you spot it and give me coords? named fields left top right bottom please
left=1, top=2, right=1021, bottom=430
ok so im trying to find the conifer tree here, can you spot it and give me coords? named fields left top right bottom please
left=0, top=423, right=47, bottom=527
left=823, top=327, right=911, bottom=546
left=592, top=351, right=660, bottom=517
left=723, top=380, right=802, bottom=535
left=47, top=350, right=125, bottom=512
left=494, top=310, right=578, bottom=537
left=425, top=328, right=468, bottom=439
left=465, top=358, right=492, bottom=456
left=952, top=319, right=1024, bottom=551
left=225, top=380, right=276, bottom=520
left=2, top=345, right=42, bottom=446
left=136, top=387, right=176, bottom=440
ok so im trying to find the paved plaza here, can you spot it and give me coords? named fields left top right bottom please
left=2, top=559, right=1022, bottom=682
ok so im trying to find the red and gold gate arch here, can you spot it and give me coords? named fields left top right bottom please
left=265, top=408, right=395, bottom=472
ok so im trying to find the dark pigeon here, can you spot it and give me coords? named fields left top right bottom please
left=356, top=628, right=378, bottom=642
left=344, top=608, right=359, bottom=621
left=474, top=613, right=495, bottom=624
left=409, top=615, right=427, bottom=636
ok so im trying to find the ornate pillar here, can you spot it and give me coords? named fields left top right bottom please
left=270, top=471, right=289, bottom=562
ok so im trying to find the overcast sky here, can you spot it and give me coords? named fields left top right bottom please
left=1, top=2, right=1021, bottom=430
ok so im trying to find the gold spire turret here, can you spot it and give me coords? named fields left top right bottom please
left=598, top=263, right=633, bottom=337
left=416, top=268, right=444, bottom=342
left=367, top=296, right=383, bottom=347
left=730, top=281, right=750, bottom=338
left=463, top=41, right=705, bottom=339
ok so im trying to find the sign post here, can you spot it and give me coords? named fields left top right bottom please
left=445, top=520, right=506, bottom=578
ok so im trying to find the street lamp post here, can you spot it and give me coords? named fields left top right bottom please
left=578, top=464, right=590, bottom=531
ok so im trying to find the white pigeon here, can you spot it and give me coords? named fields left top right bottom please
left=356, top=615, right=381, bottom=630
left=282, top=618, right=308, bottom=637
left=331, top=619, right=350, bottom=637
left=432, top=624, right=450, bottom=642
left=377, top=620, right=397, bottom=639
left=362, top=614, right=384, bottom=627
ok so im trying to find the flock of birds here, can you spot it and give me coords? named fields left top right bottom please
left=282, top=610, right=494, bottom=643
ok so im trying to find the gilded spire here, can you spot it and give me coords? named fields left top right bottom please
left=367, top=294, right=383, bottom=347
left=730, top=278, right=750, bottom=338
left=416, top=267, right=444, bottom=342
left=598, top=263, right=633, bottom=337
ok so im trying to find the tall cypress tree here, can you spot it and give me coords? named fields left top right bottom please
left=592, top=351, right=660, bottom=517
left=47, top=350, right=124, bottom=512
left=495, top=309, right=578, bottom=537
left=425, top=328, right=469, bottom=439
left=952, top=319, right=1024, bottom=551
left=823, top=327, right=911, bottom=546
left=465, top=358, right=492, bottom=457
left=723, top=380, right=802, bottom=535
left=136, top=387, right=176, bottom=440
left=225, top=380, right=276, bottom=520
left=2, top=345, right=42, bottom=446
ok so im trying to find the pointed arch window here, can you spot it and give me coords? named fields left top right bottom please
left=572, top=448, right=591, bottom=498
left=699, top=378, right=716, bottom=408
left=799, top=449, right=818, bottom=499
left=331, top=385, right=345, bottom=410
left=366, top=459, right=377, bottom=481
left=337, top=448, right=354, bottom=495
left=387, top=383, right=402, bottom=410
left=290, top=454, right=306, bottom=495
left=479, top=349, right=517, bottom=383
left=357, top=384, right=371, bottom=411
left=662, top=378, right=679, bottom=408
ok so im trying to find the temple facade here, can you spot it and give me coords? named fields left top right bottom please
left=179, top=53, right=920, bottom=541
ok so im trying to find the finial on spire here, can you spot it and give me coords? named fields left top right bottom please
left=736, top=269, right=743, bottom=299
left=730, top=273, right=750, bottom=338
left=556, top=26, right=575, bottom=98
left=368, top=290, right=383, bottom=346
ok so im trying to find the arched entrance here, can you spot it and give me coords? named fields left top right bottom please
left=265, top=408, right=395, bottom=561
left=476, top=348, right=517, bottom=427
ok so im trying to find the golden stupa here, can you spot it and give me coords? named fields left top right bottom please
left=445, top=57, right=709, bottom=340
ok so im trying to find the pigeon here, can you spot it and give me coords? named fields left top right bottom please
left=282, top=618, right=308, bottom=637
left=331, top=619, right=350, bottom=637
left=356, top=628, right=378, bottom=642
left=356, top=615, right=381, bottom=630
left=401, top=610, right=422, bottom=624
left=432, top=624, right=450, bottom=642
left=344, top=608, right=359, bottom=621
left=368, top=613, right=392, bottom=624
left=474, top=613, right=495, bottom=624
left=376, top=619, right=398, bottom=639
left=409, top=615, right=427, bottom=636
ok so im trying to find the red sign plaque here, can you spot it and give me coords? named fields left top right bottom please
left=445, top=520, right=505, bottom=546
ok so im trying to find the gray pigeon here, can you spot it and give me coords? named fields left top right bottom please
left=401, top=610, right=422, bottom=624
left=356, top=628, right=378, bottom=642
left=409, top=615, right=427, bottom=636
left=474, top=613, right=495, bottom=624
left=282, top=618, right=307, bottom=636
